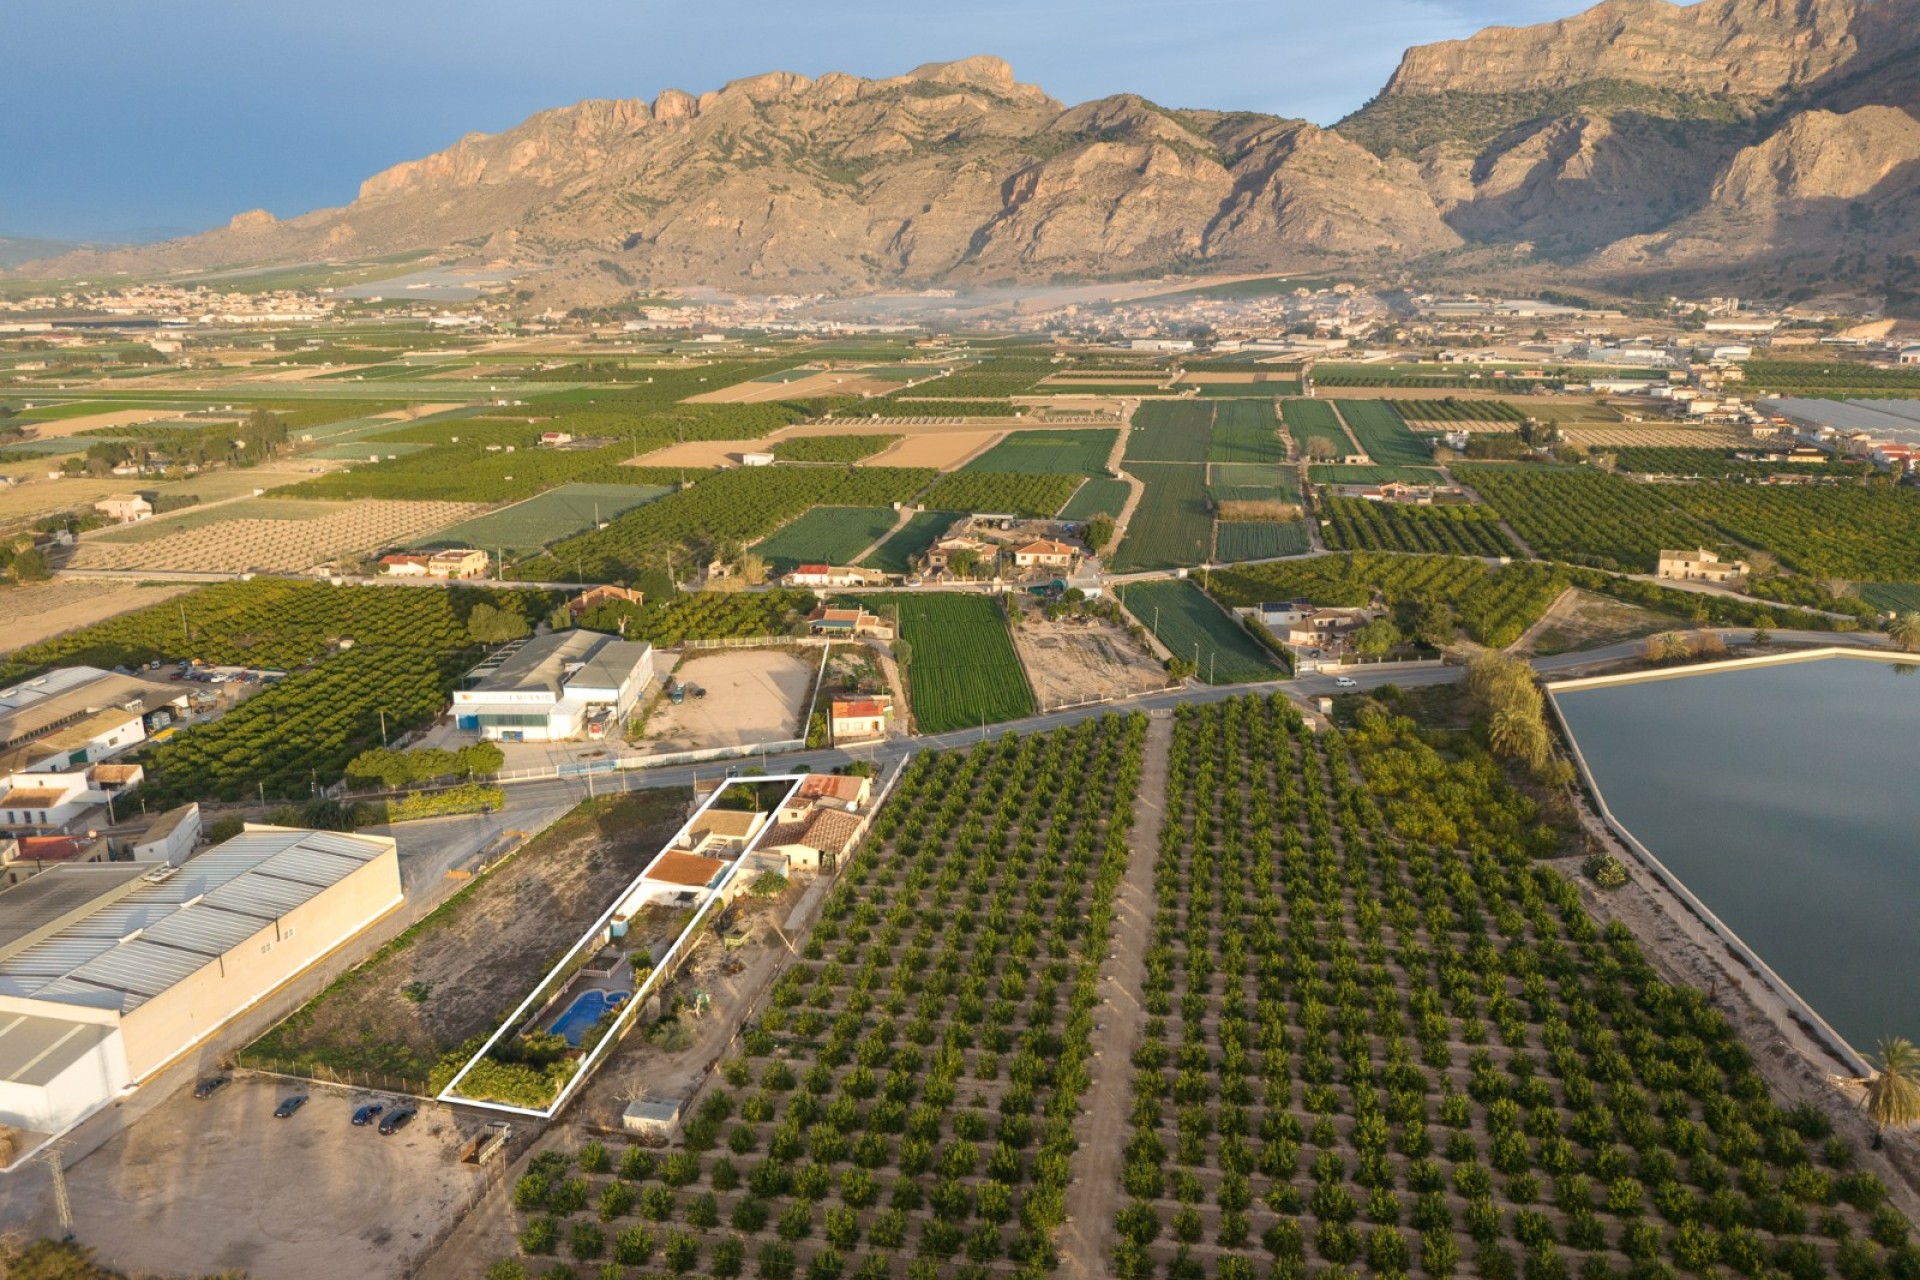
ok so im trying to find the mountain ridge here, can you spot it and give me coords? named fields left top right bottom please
left=18, top=0, right=1920, bottom=305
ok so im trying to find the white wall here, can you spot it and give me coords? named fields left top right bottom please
left=0, top=1026, right=129, bottom=1133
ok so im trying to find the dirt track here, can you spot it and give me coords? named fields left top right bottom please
left=1058, top=712, right=1170, bottom=1278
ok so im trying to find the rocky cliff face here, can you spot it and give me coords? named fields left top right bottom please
left=21, top=1, right=1920, bottom=301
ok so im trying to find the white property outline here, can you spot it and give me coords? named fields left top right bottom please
left=437, top=773, right=809, bottom=1118
left=1544, top=646, right=1902, bottom=1079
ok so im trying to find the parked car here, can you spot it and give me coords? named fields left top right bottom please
left=1334, top=676, right=1358, bottom=688
left=273, top=1095, right=309, bottom=1119
left=192, top=1076, right=231, bottom=1100
left=351, top=1103, right=385, bottom=1126
left=378, top=1107, right=417, bottom=1135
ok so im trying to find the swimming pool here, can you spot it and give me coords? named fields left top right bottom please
left=549, top=989, right=630, bottom=1047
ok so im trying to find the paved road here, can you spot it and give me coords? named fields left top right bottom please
left=480, top=627, right=1895, bottom=812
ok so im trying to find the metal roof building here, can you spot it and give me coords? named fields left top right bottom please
left=0, top=827, right=401, bottom=1140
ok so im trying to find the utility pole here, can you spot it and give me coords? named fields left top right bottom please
left=379, top=708, right=388, bottom=747
left=48, top=1139, right=72, bottom=1241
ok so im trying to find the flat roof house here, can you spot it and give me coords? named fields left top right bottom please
left=0, top=827, right=401, bottom=1137
left=452, top=633, right=654, bottom=742
left=1656, top=548, right=1747, bottom=585
left=782, top=564, right=888, bottom=589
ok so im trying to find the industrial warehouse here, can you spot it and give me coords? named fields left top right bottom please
left=450, top=631, right=655, bottom=742
left=0, top=826, right=401, bottom=1139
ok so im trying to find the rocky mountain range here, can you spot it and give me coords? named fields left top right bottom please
left=22, top=0, right=1920, bottom=305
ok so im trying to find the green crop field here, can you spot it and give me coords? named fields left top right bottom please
left=875, top=593, right=1034, bottom=732
left=1059, top=477, right=1133, bottom=521
left=1115, top=579, right=1283, bottom=683
left=860, top=509, right=962, bottom=574
left=1126, top=400, right=1216, bottom=463
left=1207, top=401, right=1287, bottom=464
left=1281, top=399, right=1354, bottom=456
left=961, top=428, right=1117, bottom=474
left=1113, top=462, right=1214, bottom=571
left=524, top=466, right=934, bottom=581
left=1858, top=582, right=1920, bottom=613
left=753, top=506, right=901, bottom=572
left=1337, top=399, right=1434, bottom=466
left=1215, top=520, right=1311, bottom=560
left=410, top=484, right=674, bottom=555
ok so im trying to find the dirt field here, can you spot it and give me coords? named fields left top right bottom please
left=0, top=579, right=196, bottom=652
left=1513, top=587, right=1683, bottom=657
left=70, top=498, right=483, bottom=572
left=1011, top=614, right=1167, bottom=709
left=864, top=429, right=1001, bottom=468
left=640, top=648, right=815, bottom=751
left=43, top=1075, right=476, bottom=1280
left=18, top=407, right=192, bottom=440
left=248, top=790, right=688, bottom=1082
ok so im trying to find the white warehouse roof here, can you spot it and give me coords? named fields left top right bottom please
left=0, top=828, right=392, bottom=1014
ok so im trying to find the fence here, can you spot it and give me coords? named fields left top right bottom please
left=678, top=636, right=831, bottom=652
left=231, top=1056, right=432, bottom=1100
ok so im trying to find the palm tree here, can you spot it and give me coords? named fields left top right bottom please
left=1655, top=631, right=1691, bottom=664
left=1489, top=707, right=1549, bottom=770
left=1889, top=612, right=1920, bottom=653
left=1865, top=1036, right=1920, bottom=1143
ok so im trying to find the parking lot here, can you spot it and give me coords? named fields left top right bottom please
left=43, top=1076, right=478, bottom=1280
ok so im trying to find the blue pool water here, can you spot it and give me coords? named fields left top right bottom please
left=549, top=989, right=629, bottom=1046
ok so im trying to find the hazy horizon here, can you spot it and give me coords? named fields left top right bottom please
left=5, top=0, right=1597, bottom=244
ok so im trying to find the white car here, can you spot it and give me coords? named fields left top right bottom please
left=1333, top=676, right=1358, bottom=688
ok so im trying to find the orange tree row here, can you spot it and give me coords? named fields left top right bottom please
left=1112, top=693, right=1912, bottom=1280
left=495, top=714, right=1148, bottom=1279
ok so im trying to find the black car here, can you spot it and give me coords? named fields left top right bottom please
left=351, top=1103, right=385, bottom=1126
left=192, top=1076, right=231, bottom=1100
left=273, top=1095, right=309, bottom=1119
left=378, top=1107, right=417, bottom=1136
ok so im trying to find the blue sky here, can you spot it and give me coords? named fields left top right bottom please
left=3, top=0, right=1591, bottom=243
